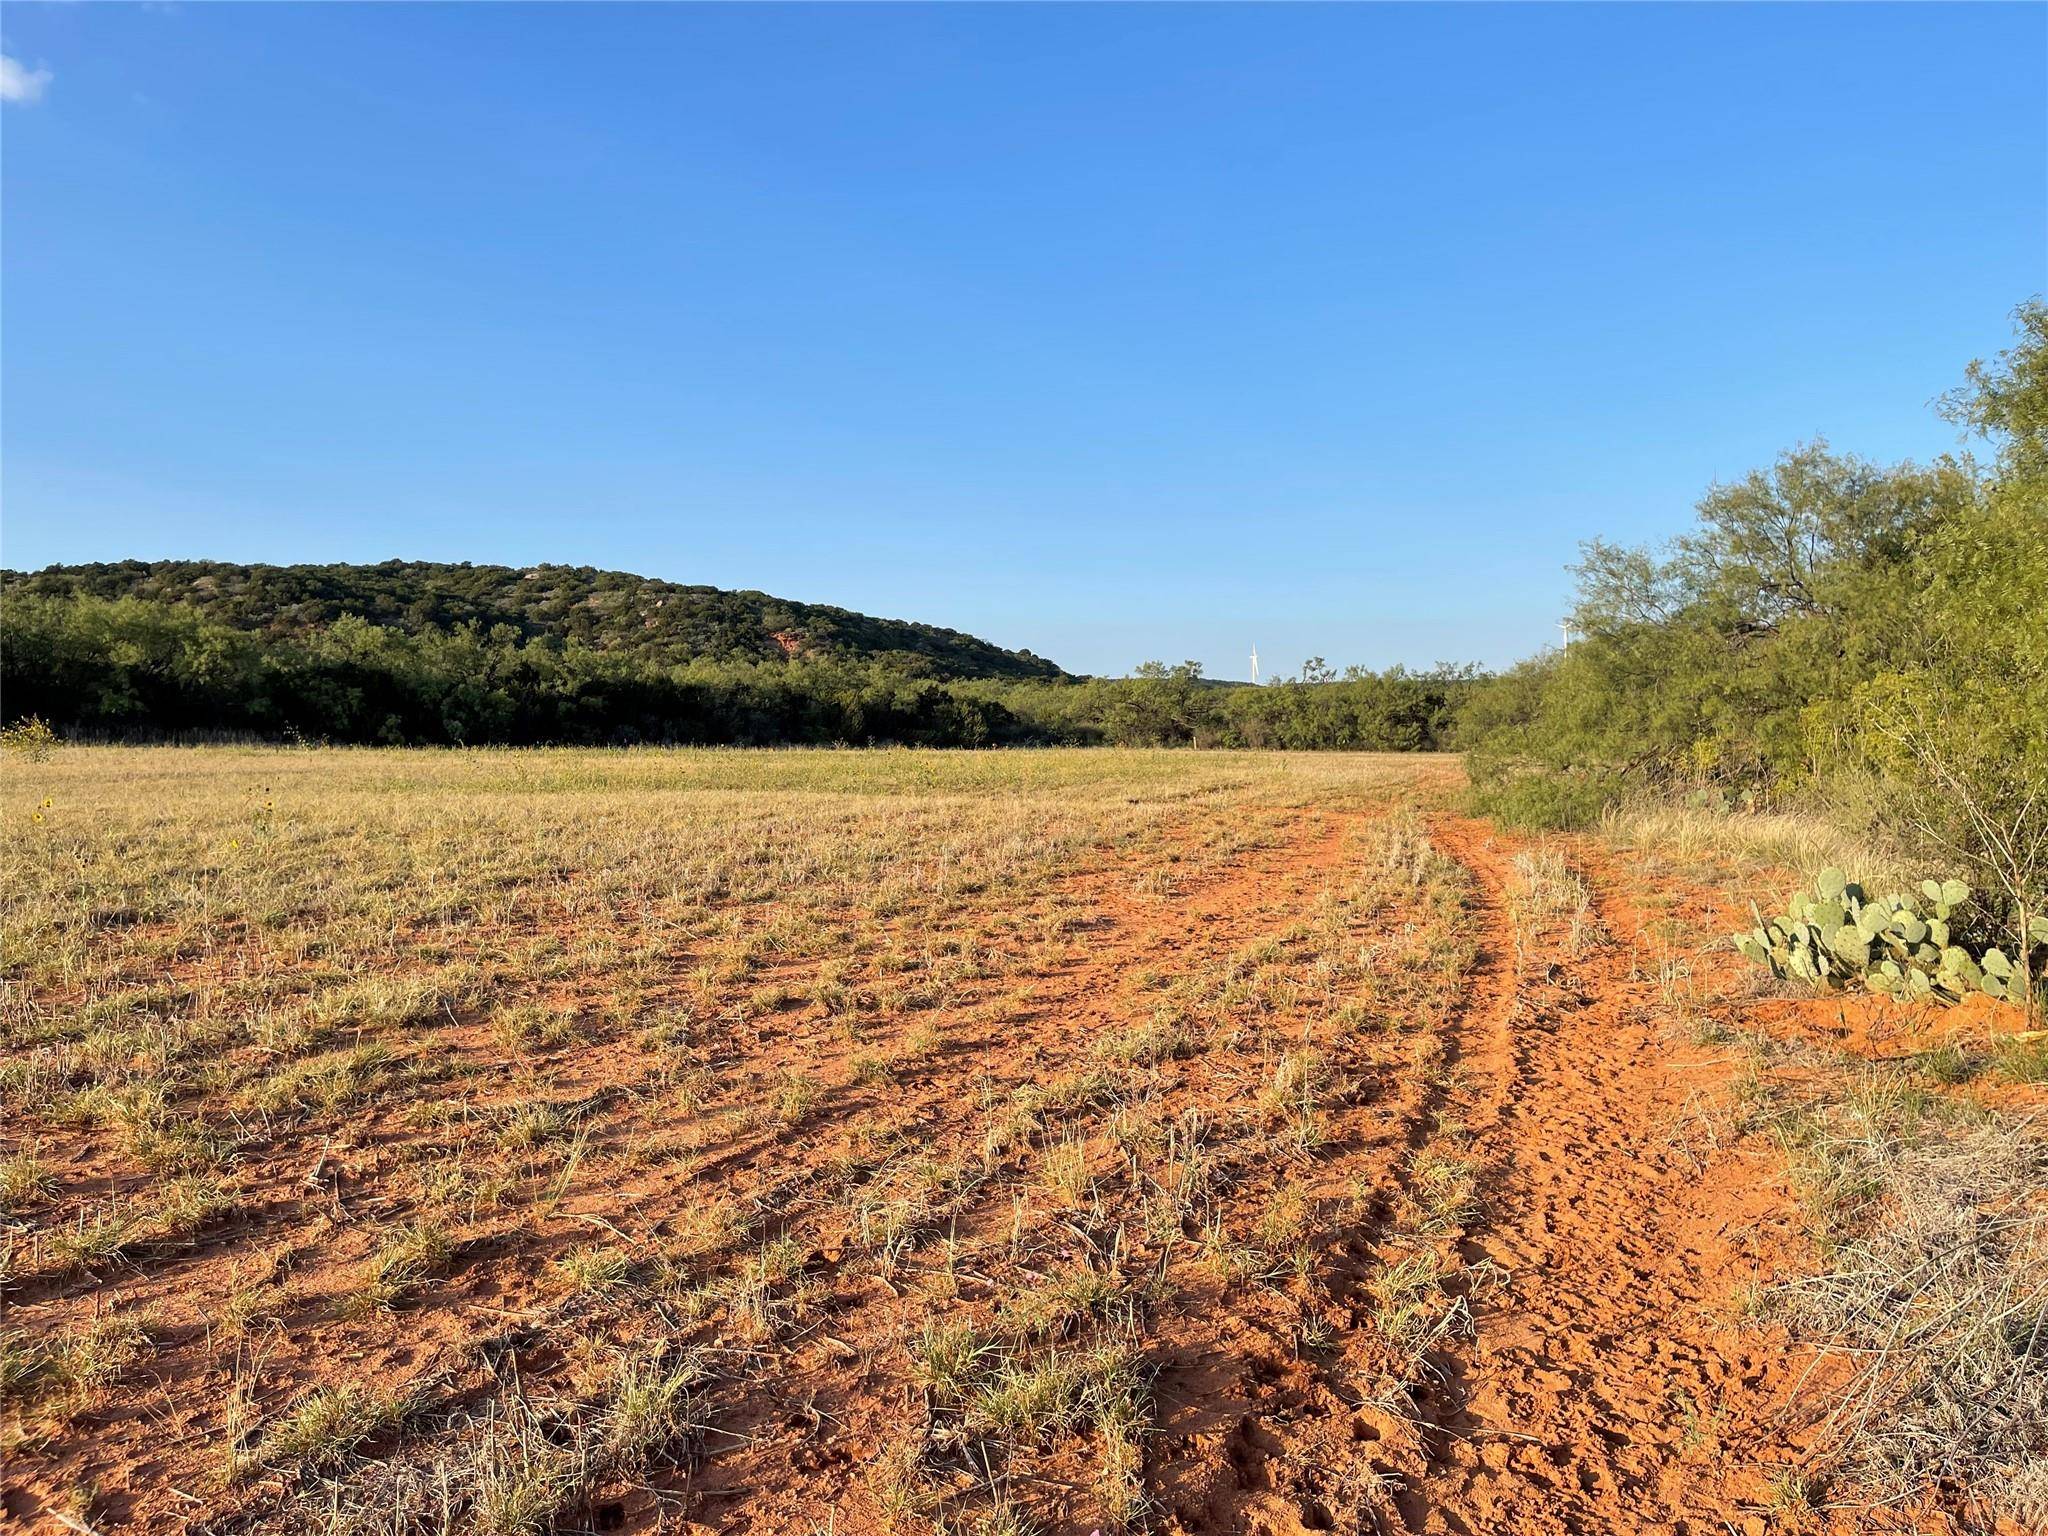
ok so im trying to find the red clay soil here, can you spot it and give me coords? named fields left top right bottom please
left=8, top=801, right=2031, bottom=1536
left=1386, top=820, right=2038, bottom=1536
left=5, top=804, right=1383, bottom=1535
left=1129, top=816, right=1933, bottom=1536
left=1391, top=820, right=1845, bottom=1536
left=669, top=805, right=1390, bottom=1533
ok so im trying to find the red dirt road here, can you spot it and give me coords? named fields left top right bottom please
left=1388, top=820, right=1848, bottom=1536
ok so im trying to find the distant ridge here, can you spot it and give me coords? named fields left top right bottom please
left=1, top=560, right=1070, bottom=682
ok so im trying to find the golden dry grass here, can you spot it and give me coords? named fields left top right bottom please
left=2, top=745, right=1477, bottom=1536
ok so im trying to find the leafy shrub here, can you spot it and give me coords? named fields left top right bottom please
left=1457, top=304, right=2047, bottom=988
left=1473, top=769, right=1615, bottom=832
left=0, top=716, right=57, bottom=761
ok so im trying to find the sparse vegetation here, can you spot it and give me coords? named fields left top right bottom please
left=1754, top=1077, right=2048, bottom=1527
left=3, top=719, right=2040, bottom=1533
left=255, top=1381, right=428, bottom=1473
left=1, top=748, right=1471, bottom=1532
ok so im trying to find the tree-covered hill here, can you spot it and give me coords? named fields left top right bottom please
left=0, top=560, right=1473, bottom=751
left=0, top=560, right=1069, bottom=682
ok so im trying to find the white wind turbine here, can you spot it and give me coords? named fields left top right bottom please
left=1249, top=644, right=1260, bottom=684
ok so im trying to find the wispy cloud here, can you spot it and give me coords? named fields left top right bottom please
left=1, top=53, right=53, bottom=106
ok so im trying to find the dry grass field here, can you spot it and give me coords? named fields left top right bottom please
left=2, top=748, right=2042, bottom=1536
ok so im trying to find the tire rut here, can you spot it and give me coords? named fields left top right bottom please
left=1396, top=818, right=1838, bottom=1536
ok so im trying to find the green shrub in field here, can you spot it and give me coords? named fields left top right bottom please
left=1734, top=867, right=2048, bottom=1003
left=1471, top=768, right=1617, bottom=832
left=0, top=717, right=57, bottom=761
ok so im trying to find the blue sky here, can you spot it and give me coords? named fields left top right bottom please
left=3, top=4, right=2041, bottom=679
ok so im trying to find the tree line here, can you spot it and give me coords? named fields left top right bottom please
left=1459, top=301, right=2045, bottom=982
left=0, top=595, right=1476, bottom=751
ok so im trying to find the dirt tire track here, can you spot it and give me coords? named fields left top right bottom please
left=1403, top=818, right=1845, bottom=1536
left=1360, top=816, right=1525, bottom=1515
left=1143, top=808, right=1511, bottom=1536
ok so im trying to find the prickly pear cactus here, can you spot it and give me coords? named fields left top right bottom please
left=1731, top=868, right=2032, bottom=1004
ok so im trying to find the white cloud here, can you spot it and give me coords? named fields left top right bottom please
left=1, top=54, right=53, bottom=106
